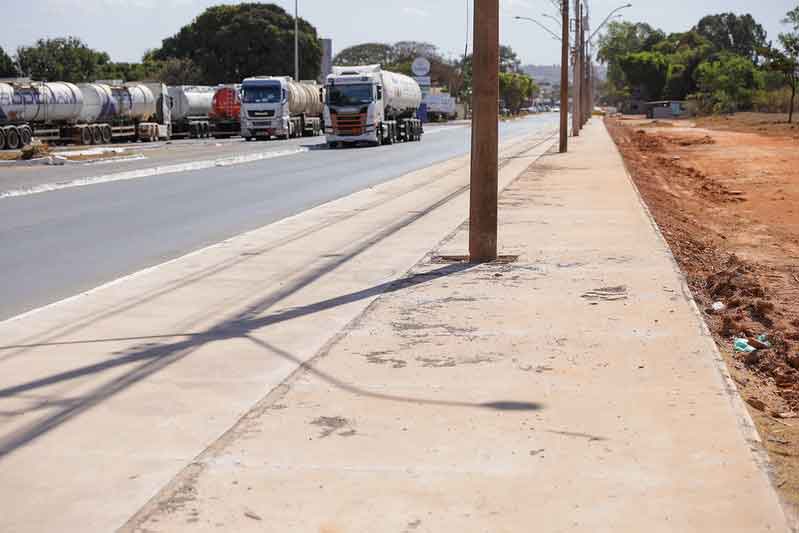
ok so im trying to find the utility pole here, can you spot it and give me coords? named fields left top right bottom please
left=582, top=10, right=589, bottom=125
left=572, top=0, right=582, bottom=136
left=294, top=0, right=299, bottom=80
left=559, top=0, right=569, bottom=153
left=469, top=0, right=499, bottom=262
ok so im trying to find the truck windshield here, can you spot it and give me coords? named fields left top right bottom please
left=242, top=86, right=282, bottom=104
left=327, top=84, right=373, bottom=106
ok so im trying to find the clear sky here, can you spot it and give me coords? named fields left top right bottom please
left=1, top=1, right=796, bottom=65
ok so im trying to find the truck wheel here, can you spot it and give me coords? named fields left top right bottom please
left=92, top=125, right=103, bottom=145
left=0, top=128, right=5, bottom=150
left=5, top=127, right=20, bottom=150
left=20, top=126, right=33, bottom=147
left=79, top=127, right=92, bottom=146
left=101, top=125, right=112, bottom=144
left=202, top=123, right=210, bottom=138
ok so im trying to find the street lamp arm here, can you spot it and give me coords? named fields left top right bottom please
left=589, top=3, right=632, bottom=44
left=514, top=16, right=562, bottom=42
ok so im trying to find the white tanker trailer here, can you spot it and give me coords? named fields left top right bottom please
left=323, top=65, right=422, bottom=148
left=167, top=85, right=215, bottom=139
left=0, top=80, right=170, bottom=149
left=240, top=76, right=324, bottom=141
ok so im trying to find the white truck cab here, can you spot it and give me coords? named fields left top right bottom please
left=240, top=77, right=291, bottom=139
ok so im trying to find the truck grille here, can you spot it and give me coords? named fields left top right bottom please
left=332, top=112, right=366, bottom=136
left=248, top=110, right=275, bottom=118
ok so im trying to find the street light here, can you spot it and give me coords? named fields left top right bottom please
left=294, top=0, right=299, bottom=80
left=513, top=16, right=561, bottom=42
left=541, top=12, right=561, bottom=27
left=589, top=3, right=632, bottom=43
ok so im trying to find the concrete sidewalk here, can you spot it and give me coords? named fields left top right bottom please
left=127, top=121, right=793, bottom=532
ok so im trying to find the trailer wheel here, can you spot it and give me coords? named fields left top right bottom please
left=91, top=125, right=102, bottom=145
left=78, top=126, right=91, bottom=145
left=0, top=128, right=5, bottom=150
left=5, top=127, right=21, bottom=150
left=19, top=126, right=33, bottom=147
left=101, top=125, right=112, bottom=144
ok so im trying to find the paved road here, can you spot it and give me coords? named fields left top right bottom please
left=0, top=115, right=558, bottom=320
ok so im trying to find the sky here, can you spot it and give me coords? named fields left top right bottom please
left=1, top=0, right=796, bottom=66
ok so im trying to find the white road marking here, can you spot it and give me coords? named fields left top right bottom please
left=0, top=147, right=308, bottom=199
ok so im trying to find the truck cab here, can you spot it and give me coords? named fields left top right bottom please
left=323, top=69, right=383, bottom=145
left=240, top=77, right=291, bottom=139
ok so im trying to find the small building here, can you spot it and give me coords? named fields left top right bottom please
left=646, top=100, right=689, bottom=119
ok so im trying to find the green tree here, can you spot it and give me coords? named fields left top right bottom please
left=152, top=3, right=321, bottom=83
left=16, top=37, right=110, bottom=82
left=694, top=13, right=767, bottom=63
left=597, top=21, right=666, bottom=102
left=0, top=46, right=16, bottom=78
left=499, top=72, right=538, bottom=114
left=333, top=43, right=395, bottom=66
left=694, top=53, right=763, bottom=112
left=618, top=51, right=669, bottom=101
left=761, top=6, right=799, bottom=122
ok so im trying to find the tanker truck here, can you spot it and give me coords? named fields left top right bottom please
left=0, top=80, right=170, bottom=149
left=324, top=65, right=422, bottom=148
left=240, top=76, right=323, bottom=141
left=209, top=84, right=241, bottom=138
left=167, top=85, right=215, bottom=139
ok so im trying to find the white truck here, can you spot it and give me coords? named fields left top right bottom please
left=240, top=76, right=323, bottom=141
left=324, top=64, right=422, bottom=148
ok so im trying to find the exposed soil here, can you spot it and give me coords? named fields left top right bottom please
left=606, top=115, right=799, bottom=513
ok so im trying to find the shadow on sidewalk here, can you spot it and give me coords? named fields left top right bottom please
left=0, top=260, right=543, bottom=459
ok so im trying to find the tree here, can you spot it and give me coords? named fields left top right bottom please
left=333, top=43, right=395, bottom=66
left=618, top=51, right=669, bottom=101
left=694, top=53, right=763, bottom=112
left=500, top=45, right=521, bottom=73
left=761, top=6, right=799, bottom=122
left=151, top=3, right=321, bottom=83
left=0, top=46, right=16, bottom=78
left=694, top=13, right=767, bottom=63
left=499, top=72, right=538, bottom=114
left=597, top=21, right=666, bottom=102
left=16, top=37, right=110, bottom=82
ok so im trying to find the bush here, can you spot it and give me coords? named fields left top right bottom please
left=753, top=88, right=795, bottom=112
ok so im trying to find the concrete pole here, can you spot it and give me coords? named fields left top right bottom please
left=294, top=0, right=299, bottom=80
left=572, top=0, right=581, bottom=136
left=469, top=0, right=499, bottom=262
left=559, top=0, right=569, bottom=153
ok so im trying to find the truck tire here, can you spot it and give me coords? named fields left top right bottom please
left=20, top=126, right=33, bottom=147
left=92, top=125, right=103, bottom=145
left=79, top=126, right=92, bottom=145
left=5, top=127, right=21, bottom=150
left=101, top=125, right=112, bottom=144
left=0, top=128, right=5, bottom=150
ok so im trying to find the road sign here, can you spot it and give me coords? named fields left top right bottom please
left=412, top=57, right=431, bottom=77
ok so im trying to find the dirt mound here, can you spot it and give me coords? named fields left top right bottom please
left=668, top=135, right=715, bottom=147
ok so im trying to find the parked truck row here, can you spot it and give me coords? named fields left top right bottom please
left=0, top=66, right=424, bottom=150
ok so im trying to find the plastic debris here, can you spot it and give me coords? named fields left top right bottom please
left=711, top=301, right=726, bottom=312
left=734, top=338, right=757, bottom=353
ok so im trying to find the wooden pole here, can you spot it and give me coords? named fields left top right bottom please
left=469, top=0, right=499, bottom=262
left=559, top=0, right=569, bottom=153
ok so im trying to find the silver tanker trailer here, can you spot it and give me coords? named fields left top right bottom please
left=0, top=80, right=170, bottom=149
left=167, top=85, right=215, bottom=139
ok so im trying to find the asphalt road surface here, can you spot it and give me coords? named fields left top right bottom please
left=0, top=115, right=558, bottom=320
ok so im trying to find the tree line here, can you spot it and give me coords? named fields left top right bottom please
left=0, top=3, right=321, bottom=85
left=597, top=7, right=799, bottom=121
